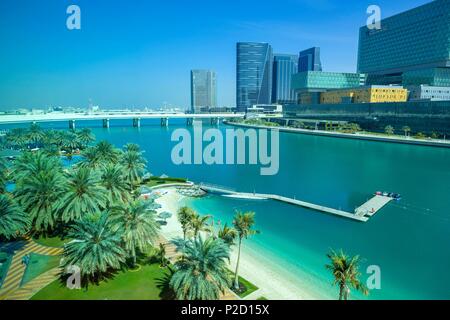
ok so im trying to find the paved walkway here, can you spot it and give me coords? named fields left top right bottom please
left=0, top=238, right=63, bottom=300
left=4, top=268, right=60, bottom=300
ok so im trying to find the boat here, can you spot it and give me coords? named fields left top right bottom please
left=374, top=191, right=402, bottom=200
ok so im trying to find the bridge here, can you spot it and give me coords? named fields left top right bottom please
left=0, top=112, right=246, bottom=129
left=199, top=183, right=393, bottom=222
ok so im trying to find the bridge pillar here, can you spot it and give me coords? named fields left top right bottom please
left=69, top=120, right=76, bottom=130
left=103, top=119, right=110, bottom=128
left=186, top=118, right=193, bottom=126
left=133, top=118, right=141, bottom=128
left=210, top=117, right=220, bottom=125
left=161, top=117, right=169, bottom=127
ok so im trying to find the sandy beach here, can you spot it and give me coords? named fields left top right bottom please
left=154, top=187, right=323, bottom=300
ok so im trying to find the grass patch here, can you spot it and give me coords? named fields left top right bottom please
left=228, top=272, right=258, bottom=298
left=146, top=177, right=187, bottom=188
left=257, top=296, right=268, bottom=300
left=21, top=253, right=61, bottom=286
left=33, top=235, right=69, bottom=248
left=31, top=263, right=173, bottom=300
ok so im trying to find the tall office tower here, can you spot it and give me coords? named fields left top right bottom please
left=190, top=70, right=217, bottom=113
left=236, top=42, right=273, bottom=112
left=298, top=47, right=322, bottom=72
left=357, top=0, right=450, bottom=86
left=272, top=54, right=298, bottom=104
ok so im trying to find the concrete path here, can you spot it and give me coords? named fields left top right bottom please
left=0, top=238, right=63, bottom=300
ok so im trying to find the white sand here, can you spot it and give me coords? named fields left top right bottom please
left=155, top=187, right=323, bottom=300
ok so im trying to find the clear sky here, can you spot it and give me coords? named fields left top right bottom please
left=0, top=0, right=430, bottom=110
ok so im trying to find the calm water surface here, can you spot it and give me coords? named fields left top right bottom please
left=2, top=119, right=449, bottom=299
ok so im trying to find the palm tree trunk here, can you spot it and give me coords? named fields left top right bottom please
left=233, top=237, right=242, bottom=290
left=339, top=283, right=345, bottom=300
left=344, top=286, right=350, bottom=300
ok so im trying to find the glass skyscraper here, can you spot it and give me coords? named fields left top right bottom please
left=236, top=42, right=273, bottom=112
left=190, top=70, right=217, bottom=113
left=298, top=47, right=322, bottom=72
left=272, top=54, right=298, bottom=104
left=357, top=0, right=450, bottom=86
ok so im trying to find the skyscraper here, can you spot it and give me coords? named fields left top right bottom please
left=272, top=54, right=298, bottom=104
left=190, top=70, right=217, bottom=113
left=298, top=47, right=322, bottom=72
left=357, top=0, right=450, bottom=86
left=236, top=42, right=273, bottom=112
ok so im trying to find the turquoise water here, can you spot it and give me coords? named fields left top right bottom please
left=2, top=119, right=450, bottom=299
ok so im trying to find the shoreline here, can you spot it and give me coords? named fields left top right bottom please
left=223, top=121, right=450, bottom=149
left=154, top=187, right=326, bottom=300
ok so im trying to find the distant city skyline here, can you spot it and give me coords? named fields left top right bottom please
left=190, top=70, right=217, bottom=112
left=0, top=0, right=430, bottom=109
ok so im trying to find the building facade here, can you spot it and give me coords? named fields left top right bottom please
left=320, top=86, right=407, bottom=104
left=357, top=0, right=450, bottom=86
left=408, top=85, right=450, bottom=101
left=236, top=42, right=273, bottom=112
left=298, top=47, right=322, bottom=72
left=272, top=54, right=298, bottom=104
left=190, top=70, right=217, bottom=113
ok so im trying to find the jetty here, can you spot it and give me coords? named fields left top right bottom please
left=199, top=183, right=393, bottom=222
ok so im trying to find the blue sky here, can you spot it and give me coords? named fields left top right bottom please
left=0, top=0, right=430, bottom=109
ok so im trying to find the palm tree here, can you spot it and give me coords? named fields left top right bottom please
left=57, top=167, right=108, bottom=223
left=190, top=213, right=212, bottom=238
left=217, top=223, right=237, bottom=246
left=95, top=141, right=121, bottom=164
left=0, top=194, right=30, bottom=240
left=27, top=123, right=46, bottom=147
left=76, top=128, right=95, bottom=148
left=61, top=131, right=80, bottom=153
left=79, top=147, right=102, bottom=169
left=402, top=126, right=411, bottom=137
left=120, top=150, right=147, bottom=187
left=5, top=128, right=28, bottom=149
left=14, top=168, right=66, bottom=232
left=170, top=236, right=231, bottom=300
left=232, top=211, right=259, bottom=290
left=156, top=243, right=168, bottom=268
left=108, top=200, right=160, bottom=267
left=0, top=158, right=8, bottom=193
left=62, top=213, right=126, bottom=283
left=123, top=143, right=141, bottom=153
left=50, top=130, right=68, bottom=148
left=385, top=125, right=395, bottom=135
left=12, top=151, right=61, bottom=183
left=100, top=164, right=131, bottom=205
left=325, top=249, right=369, bottom=300
left=177, top=206, right=195, bottom=241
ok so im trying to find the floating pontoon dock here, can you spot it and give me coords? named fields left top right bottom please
left=199, top=184, right=393, bottom=222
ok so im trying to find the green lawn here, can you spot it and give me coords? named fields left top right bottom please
left=33, top=235, right=69, bottom=248
left=227, top=270, right=258, bottom=298
left=146, top=177, right=187, bottom=188
left=21, top=253, right=61, bottom=286
left=31, top=263, right=172, bottom=300
left=235, top=276, right=258, bottom=298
